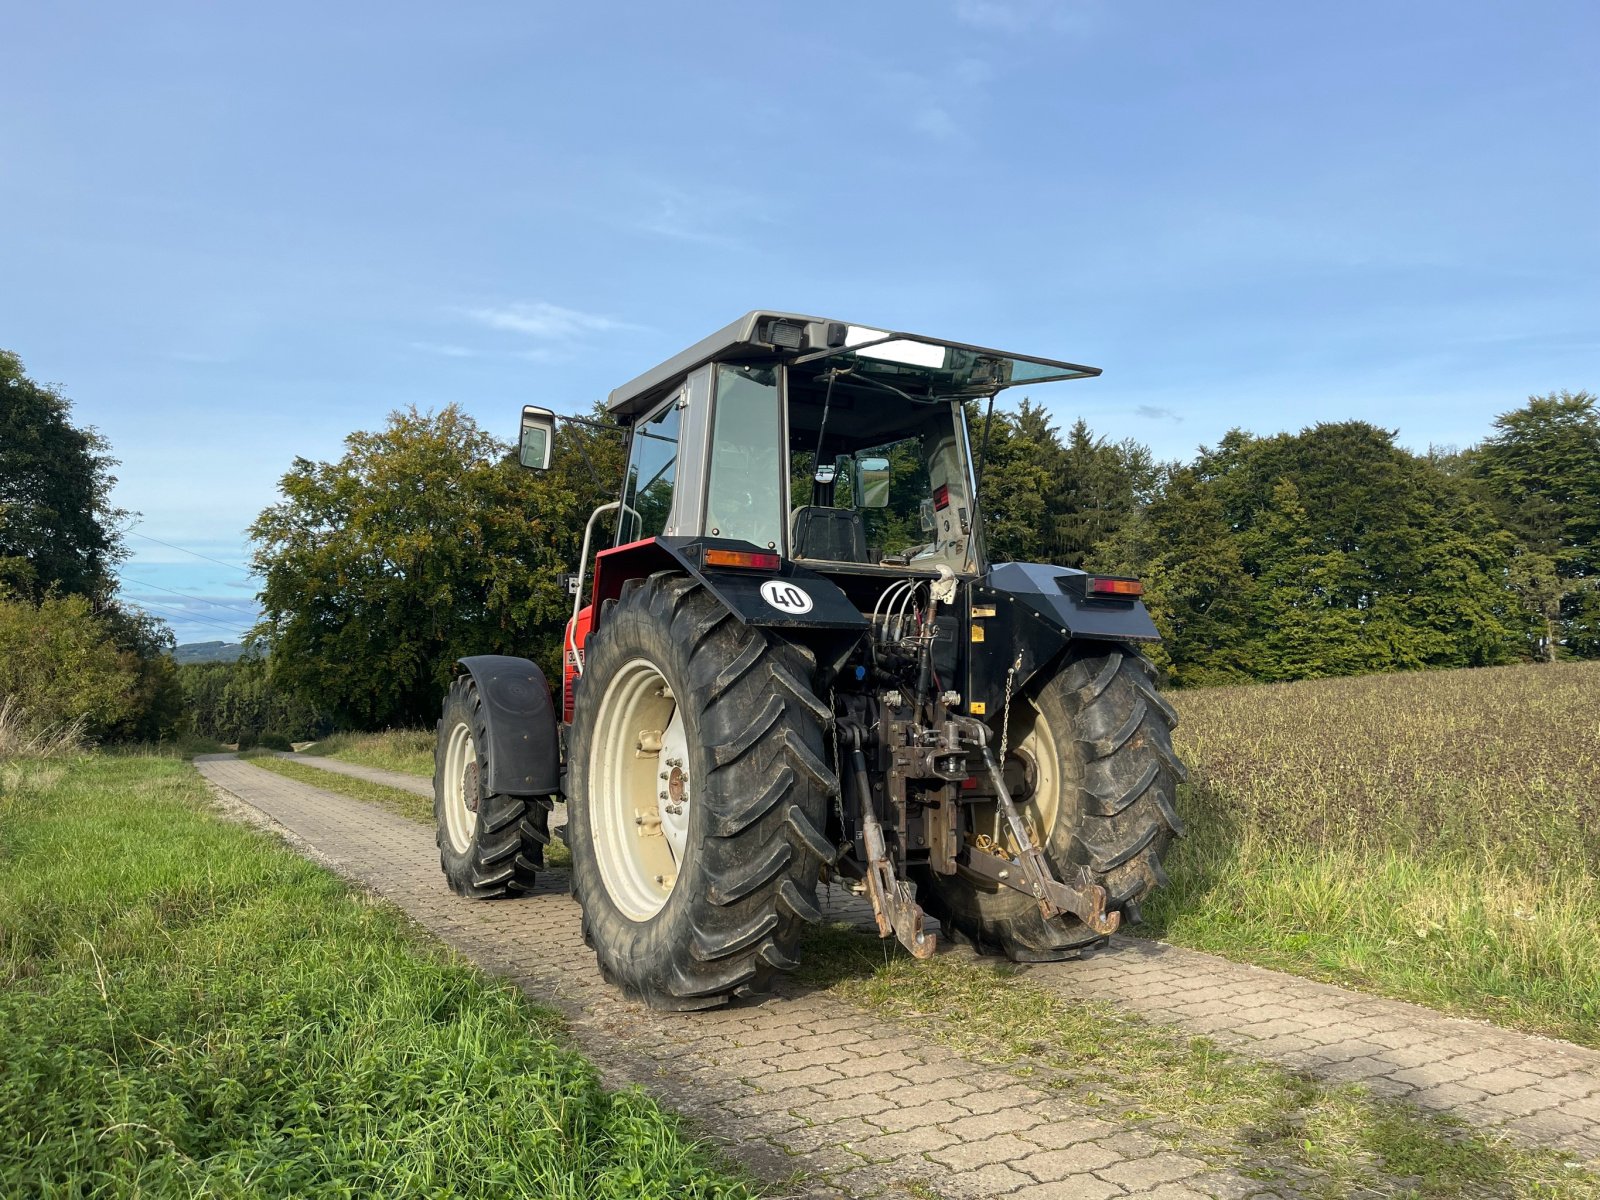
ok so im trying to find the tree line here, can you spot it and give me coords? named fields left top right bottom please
left=4, top=342, right=1593, bottom=740
left=249, top=390, right=1597, bottom=727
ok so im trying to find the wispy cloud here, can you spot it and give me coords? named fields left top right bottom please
left=1135, top=405, right=1183, bottom=423
left=462, top=301, right=637, bottom=340
left=409, top=341, right=477, bottom=358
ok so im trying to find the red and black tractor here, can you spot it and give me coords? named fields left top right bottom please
left=434, top=312, right=1185, bottom=1009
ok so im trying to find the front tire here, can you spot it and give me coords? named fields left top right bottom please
left=434, top=676, right=550, bottom=898
left=923, top=645, right=1185, bottom=961
left=566, top=572, right=836, bottom=1010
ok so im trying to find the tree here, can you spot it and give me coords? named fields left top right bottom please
left=1468, top=391, right=1600, bottom=659
left=250, top=404, right=623, bottom=728
left=0, top=592, right=140, bottom=738
left=0, top=350, right=126, bottom=601
left=1103, top=422, right=1521, bottom=683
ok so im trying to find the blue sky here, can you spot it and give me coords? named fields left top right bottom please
left=3, top=1, right=1596, bottom=644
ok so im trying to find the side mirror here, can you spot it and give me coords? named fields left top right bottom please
left=854, top=456, right=891, bottom=508
left=519, top=406, right=555, bottom=471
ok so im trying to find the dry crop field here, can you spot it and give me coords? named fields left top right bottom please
left=1151, top=660, right=1600, bottom=1044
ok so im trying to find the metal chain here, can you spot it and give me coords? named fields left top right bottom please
left=997, top=652, right=1024, bottom=764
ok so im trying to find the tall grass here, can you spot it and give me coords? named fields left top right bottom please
left=0, top=755, right=756, bottom=1199
left=304, top=727, right=435, bottom=776
left=1148, top=660, right=1600, bottom=1044
left=0, top=695, right=85, bottom=760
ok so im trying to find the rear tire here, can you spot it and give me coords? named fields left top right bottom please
left=923, top=645, right=1185, bottom=961
left=566, top=572, right=836, bottom=1010
left=434, top=676, right=550, bottom=898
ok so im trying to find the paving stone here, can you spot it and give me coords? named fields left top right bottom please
left=940, top=1162, right=1036, bottom=1196
left=1096, top=1151, right=1211, bottom=1190
left=1015, top=1140, right=1125, bottom=1178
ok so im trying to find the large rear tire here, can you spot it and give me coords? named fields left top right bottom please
left=923, top=645, right=1185, bottom=961
left=434, top=676, right=550, bottom=898
left=566, top=572, right=837, bottom=1009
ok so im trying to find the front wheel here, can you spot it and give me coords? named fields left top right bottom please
left=922, top=646, right=1186, bottom=961
left=566, top=572, right=836, bottom=1010
left=434, top=676, right=550, bottom=898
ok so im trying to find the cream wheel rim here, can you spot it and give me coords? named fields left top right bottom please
left=441, top=720, right=478, bottom=854
left=591, top=657, right=688, bottom=921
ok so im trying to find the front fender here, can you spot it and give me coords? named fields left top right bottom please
left=455, top=655, right=561, bottom=795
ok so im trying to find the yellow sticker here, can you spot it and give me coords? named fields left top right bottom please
left=972, top=604, right=997, bottom=618
left=969, top=701, right=987, bottom=715
left=970, top=624, right=985, bottom=642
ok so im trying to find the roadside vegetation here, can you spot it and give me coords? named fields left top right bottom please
left=0, top=752, right=752, bottom=1198
left=303, top=726, right=435, bottom=776
left=802, top=925, right=1600, bottom=1200
left=1155, top=659, right=1600, bottom=1045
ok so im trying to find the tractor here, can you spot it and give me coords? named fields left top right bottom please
left=433, top=312, right=1186, bottom=1010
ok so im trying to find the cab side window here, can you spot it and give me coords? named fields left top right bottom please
left=618, top=397, right=681, bottom=543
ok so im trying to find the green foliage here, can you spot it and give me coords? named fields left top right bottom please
left=0, top=595, right=150, bottom=742
left=250, top=404, right=622, bottom=728
left=1103, top=422, right=1522, bottom=685
left=0, top=754, right=757, bottom=1199
left=181, top=658, right=324, bottom=744
left=0, top=350, right=127, bottom=602
left=258, top=731, right=293, bottom=751
left=1468, top=391, right=1600, bottom=659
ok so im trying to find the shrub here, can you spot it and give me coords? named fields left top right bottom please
left=258, top=731, right=293, bottom=752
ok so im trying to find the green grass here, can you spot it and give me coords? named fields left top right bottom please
left=801, top=924, right=1600, bottom=1200
left=304, top=728, right=435, bottom=776
left=0, top=754, right=753, bottom=1198
left=245, top=751, right=573, bottom=868
left=1150, top=659, right=1600, bottom=1047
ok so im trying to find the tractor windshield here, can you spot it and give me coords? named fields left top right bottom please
left=785, top=367, right=978, bottom=573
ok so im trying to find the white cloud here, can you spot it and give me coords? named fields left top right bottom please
left=462, top=301, right=637, bottom=340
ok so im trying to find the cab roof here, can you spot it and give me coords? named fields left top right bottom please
left=605, top=310, right=1100, bottom=417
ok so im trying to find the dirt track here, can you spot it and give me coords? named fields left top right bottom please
left=199, top=754, right=1600, bottom=1198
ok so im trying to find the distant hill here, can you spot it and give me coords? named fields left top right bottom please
left=174, top=641, right=248, bottom=664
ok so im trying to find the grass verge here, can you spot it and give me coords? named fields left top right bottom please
left=1155, top=660, right=1600, bottom=1048
left=303, top=728, right=434, bottom=776
left=801, top=924, right=1600, bottom=1200
left=0, top=754, right=752, bottom=1198
left=244, top=752, right=572, bottom=868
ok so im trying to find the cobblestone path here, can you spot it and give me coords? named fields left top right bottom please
left=197, top=755, right=1600, bottom=1197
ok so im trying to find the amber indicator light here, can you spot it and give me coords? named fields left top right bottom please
left=703, top=548, right=781, bottom=571
left=1086, top=576, right=1143, bottom=598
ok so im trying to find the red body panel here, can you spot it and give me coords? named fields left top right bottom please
left=561, top=537, right=676, bottom=723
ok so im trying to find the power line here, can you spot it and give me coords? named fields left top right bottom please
left=119, top=596, right=254, bottom=638
left=126, top=528, right=254, bottom=575
left=115, top=572, right=261, bottom=618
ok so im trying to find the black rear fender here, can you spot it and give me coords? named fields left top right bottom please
left=453, top=655, right=561, bottom=795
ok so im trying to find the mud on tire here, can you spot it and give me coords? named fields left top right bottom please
left=566, top=571, right=836, bottom=1010
left=922, top=645, right=1185, bottom=961
left=434, top=675, right=551, bottom=898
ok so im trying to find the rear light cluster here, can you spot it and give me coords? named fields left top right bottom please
left=703, top=548, right=781, bottom=571
left=1086, top=576, right=1143, bottom=599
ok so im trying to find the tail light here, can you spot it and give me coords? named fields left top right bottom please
left=702, top=548, right=781, bottom=571
left=1086, top=576, right=1143, bottom=599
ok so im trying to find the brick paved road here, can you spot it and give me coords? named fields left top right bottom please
left=198, top=755, right=1600, bottom=1196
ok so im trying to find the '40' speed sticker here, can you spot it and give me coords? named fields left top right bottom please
left=759, top=579, right=813, bottom=615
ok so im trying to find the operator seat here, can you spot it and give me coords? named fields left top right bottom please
left=791, top=506, right=869, bottom=563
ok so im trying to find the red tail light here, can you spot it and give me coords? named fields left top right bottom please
left=1087, top=576, right=1143, bottom=599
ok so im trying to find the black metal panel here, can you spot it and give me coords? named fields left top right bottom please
left=963, top=562, right=1161, bottom=718
left=654, top=537, right=871, bottom=633
left=456, top=655, right=561, bottom=795
left=987, top=562, right=1161, bottom=644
